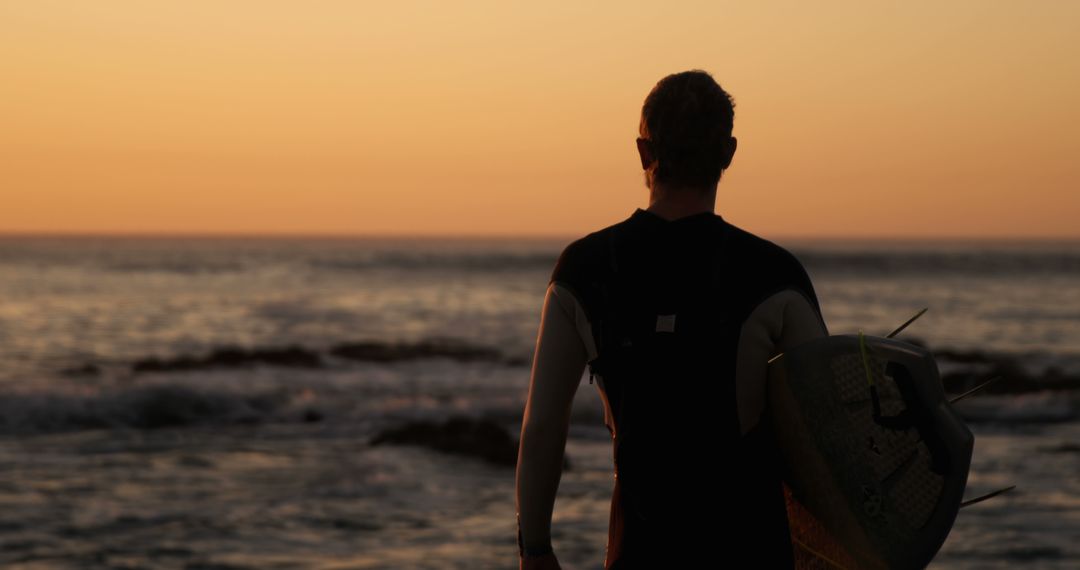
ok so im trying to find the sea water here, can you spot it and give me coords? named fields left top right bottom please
left=0, top=233, right=1076, bottom=569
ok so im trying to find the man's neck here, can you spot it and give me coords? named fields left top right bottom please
left=646, top=184, right=718, bottom=221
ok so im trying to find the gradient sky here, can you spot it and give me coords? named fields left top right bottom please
left=2, top=1, right=1077, bottom=239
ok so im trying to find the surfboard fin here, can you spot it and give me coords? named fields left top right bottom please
left=960, top=485, right=1016, bottom=508
left=886, top=307, right=928, bottom=339
left=949, top=375, right=1003, bottom=405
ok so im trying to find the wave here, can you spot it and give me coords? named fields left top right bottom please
left=792, top=249, right=1080, bottom=276
left=96, top=249, right=1080, bottom=277
left=952, top=391, right=1079, bottom=424
left=307, top=251, right=558, bottom=273
left=79, top=337, right=526, bottom=375
left=5, top=236, right=1079, bottom=278
left=0, top=383, right=320, bottom=435
left=26, top=334, right=1080, bottom=438
left=5, top=378, right=1074, bottom=439
left=100, top=252, right=559, bottom=275
left=3, top=378, right=1071, bottom=438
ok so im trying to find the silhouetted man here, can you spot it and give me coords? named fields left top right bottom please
left=516, top=69, right=829, bottom=569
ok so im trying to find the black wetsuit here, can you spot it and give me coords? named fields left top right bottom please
left=548, top=208, right=829, bottom=568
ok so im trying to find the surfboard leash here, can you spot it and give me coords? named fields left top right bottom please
left=859, top=330, right=884, bottom=419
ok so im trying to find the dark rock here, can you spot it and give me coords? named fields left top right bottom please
left=125, top=386, right=233, bottom=429
left=148, top=546, right=195, bottom=557
left=323, top=518, right=381, bottom=531
left=369, top=415, right=571, bottom=470
left=60, top=363, right=101, bottom=376
left=937, top=349, right=1080, bottom=395
left=501, top=355, right=531, bottom=367
left=329, top=337, right=502, bottom=363
left=132, top=344, right=322, bottom=373
left=176, top=455, right=215, bottom=468
left=184, top=563, right=256, bottom=570
left=933, top=347, right=995, bottom=364
left=1038, top=442, right=1080, bottom=454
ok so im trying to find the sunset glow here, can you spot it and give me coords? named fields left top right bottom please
left=2, top=1, right=1077, bottom=238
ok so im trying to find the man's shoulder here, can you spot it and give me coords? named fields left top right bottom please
left=724, top=220, right=823, bottom=320
left=548, top=217, right=631, bottom=284
left=549, top=230, right=607, bottom=285
left=722, top=220, right=809, bottom=273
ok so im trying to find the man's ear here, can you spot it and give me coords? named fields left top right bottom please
left=636, top=137, right=655, bottom=171
left=720, top=136, right=738, bottom=170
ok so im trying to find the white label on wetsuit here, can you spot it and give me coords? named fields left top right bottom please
left=656, top=313, right=676, bottom=332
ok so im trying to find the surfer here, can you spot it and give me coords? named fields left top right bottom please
left=516, top=69, right=830, bottom=569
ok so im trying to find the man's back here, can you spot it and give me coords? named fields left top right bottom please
left=545, top=207, right=830, bottom=568
left=516, top=70, right=829, bottom=570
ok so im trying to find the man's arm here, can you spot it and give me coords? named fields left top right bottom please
left=735, top=289, right=829, bottom=437
left=516, top=282, right=588, bottom=558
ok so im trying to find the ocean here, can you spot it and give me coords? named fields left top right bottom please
left=0, top=233, right=1077, bottom=569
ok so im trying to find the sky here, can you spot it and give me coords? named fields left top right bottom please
left=1, top=1, right=1077, bottom=239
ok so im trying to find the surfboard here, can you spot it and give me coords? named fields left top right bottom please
left=767, top=333, right=973, bottom=569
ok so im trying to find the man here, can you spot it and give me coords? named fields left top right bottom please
left=516, top=70, right=830, bottom=569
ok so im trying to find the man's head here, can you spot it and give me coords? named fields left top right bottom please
left=637, top=70, right=737, bottom=193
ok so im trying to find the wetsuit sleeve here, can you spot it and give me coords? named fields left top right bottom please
left=515, top=282, right=589, bottom=557
left=776, top=287, right=830, bottom=353
left=551, top=283, right=598, bottom=362
left=735, top=290, right=829, bottom=436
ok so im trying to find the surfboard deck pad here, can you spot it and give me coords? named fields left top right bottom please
left=768, top=334, right=974, bottom=569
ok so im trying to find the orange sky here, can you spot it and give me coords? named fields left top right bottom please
left=1, top=2, right=1077, bottom=239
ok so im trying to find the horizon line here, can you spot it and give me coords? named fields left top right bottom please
left=0, top=230, right=1078, bottom=243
